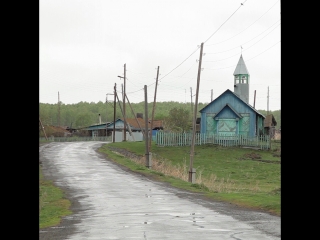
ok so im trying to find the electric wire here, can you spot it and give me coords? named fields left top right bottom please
left=205, top=0, right=279, bottom=46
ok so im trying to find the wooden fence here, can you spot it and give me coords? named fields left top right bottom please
left=155, top=132, right=270, bottom=150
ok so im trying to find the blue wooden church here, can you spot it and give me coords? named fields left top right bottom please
left=199, top=55, right=265, bottom=137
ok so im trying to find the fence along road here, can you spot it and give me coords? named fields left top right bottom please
left=39, top=141, right=280, bottom=240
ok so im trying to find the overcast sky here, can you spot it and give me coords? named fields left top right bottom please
left=40, top=0, right=281, bottom=111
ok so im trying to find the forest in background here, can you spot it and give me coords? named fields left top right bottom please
left=39, top=101, right=281, bottom=130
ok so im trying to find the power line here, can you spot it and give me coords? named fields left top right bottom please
left=205, top=0, right=279, bottom=46
left=204, top=40, right=280, bottom=71
left=205, top=20, right=280, bottom=55
left=204, top=1, right=247, bottom=44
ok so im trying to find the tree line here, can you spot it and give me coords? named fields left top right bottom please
left=39, top=101, right=281, bottom=130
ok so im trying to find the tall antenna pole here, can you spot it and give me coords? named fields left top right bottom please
left=211, top=89, right=213, bottom=101
left=189, top=42, right=204, bottom=183
left=253, top=90, right=256, bottom=108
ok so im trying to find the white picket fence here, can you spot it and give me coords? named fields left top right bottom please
left=155, top=132, right=270, bottom=150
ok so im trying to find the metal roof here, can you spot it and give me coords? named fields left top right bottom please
left=199, top=89, right=265, bottom=118
left=215, top=103, right=243, bottom=119
left=233, top=54, right=249, bottom=75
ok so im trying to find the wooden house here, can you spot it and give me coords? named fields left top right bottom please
left=199, top=55, right=265, bottom=137
left=83, top=112, right=164, bottom=141
left=106, top=115, right=164, bottom=141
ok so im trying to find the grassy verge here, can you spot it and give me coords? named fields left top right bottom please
left=39, top=165, right=72, bottom=229
left=99, top=140, right=281, bottom=216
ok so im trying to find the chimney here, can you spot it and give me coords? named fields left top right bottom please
left=137, top=113, right=143, bottom=119
left=99, top=114, right=101, bottom=124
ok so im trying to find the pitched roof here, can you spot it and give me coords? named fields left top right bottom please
left=125, top=117, right=150, bottom=129
left=151, top=120, right=164, bottom=129
left=200, top=89, right=265, bottom=118
left=215, top=103, right=242, bottom=119
left=105, top=118, right=164, bottom=130
left=233, top=54, right=249, bottom=75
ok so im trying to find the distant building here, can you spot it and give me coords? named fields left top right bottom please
left=199, top=55, right=265, bottom=137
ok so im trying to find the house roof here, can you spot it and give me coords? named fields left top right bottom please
left=264, top=114, right=277, bottom=127
left=125, top=117, right=150, bottom=129
left=199, top=89, right=265, bottom=118
left=106, top=118, right=163, bottom=130
left=233, top=54, right=249, bottom=75
left=215, top=103, right=242, bottom=119
left=84, top=123, right=108, bottom=130
left=151, top=120, right=164, bottom=129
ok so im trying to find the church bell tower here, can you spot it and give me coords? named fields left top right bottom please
left=233, top=54, right=250, bottom=104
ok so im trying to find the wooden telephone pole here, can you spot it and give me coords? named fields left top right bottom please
left=58, top=91, right=61, bottom=127
left=113, top=83, right=116, bottom=142
left=148, top=66, right=160, bottom=152
left=118, top=64, right=126, bottom=141
left=267, top=86, right=269, bottom=115
left=189, top=42, right=204, bottom=183
left=144, top=85, right=151, bottom=168
left=190, top=87, right=193, bottom=122
left=39, top=118, right=48, bottom=140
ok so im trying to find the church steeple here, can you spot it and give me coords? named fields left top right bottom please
left=233, top=54, right=250, bottom=103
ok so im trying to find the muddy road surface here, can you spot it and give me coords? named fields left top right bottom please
left=39, top=141, right=280, bottom=240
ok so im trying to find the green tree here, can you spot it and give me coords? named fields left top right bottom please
left=164, top=107, right=191, bottom=133
left=75, top=113, right=92, bottom=128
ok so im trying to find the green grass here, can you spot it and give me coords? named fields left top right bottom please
left=99, top=140, right=281, bottom=216
left=39, top=165, right=72, bottom=229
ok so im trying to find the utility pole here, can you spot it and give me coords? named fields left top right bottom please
left=106, top=94, right=108, bottom=123
left=144, top=85, right=151, bottom=168
left=149, top=66, right=160, bottom=152
left=118, top=63, right=126, bottom=141
left=113, top=83, right=116, bottom=143
left=189, top=42, right=204, bottom=183
left=58, top=91, right=60, bottom=127
left=211, top=89, right=213, bottom=101
left=115, top=91, right=134, bottom=140
left=125, top=93, right=145, bottom=138
left=39, top=118, right=48, bottom=140
left=267, top=86, right=269, bottom=115
left=253, top=90, right=256, bottom=108
left=124, top=64, right=126, bottom=141
left=190, top=87, right=193, bottom=122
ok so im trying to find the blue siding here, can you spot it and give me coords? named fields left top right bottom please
left=200, top=90, right=263, bottom=137
left=107, top=120, right=125, bottom=129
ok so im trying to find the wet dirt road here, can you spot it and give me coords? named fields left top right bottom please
left=39, top=142, right=280, bottom=240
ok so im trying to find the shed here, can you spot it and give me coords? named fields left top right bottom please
left=264, top=114, right=277, bottom=138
